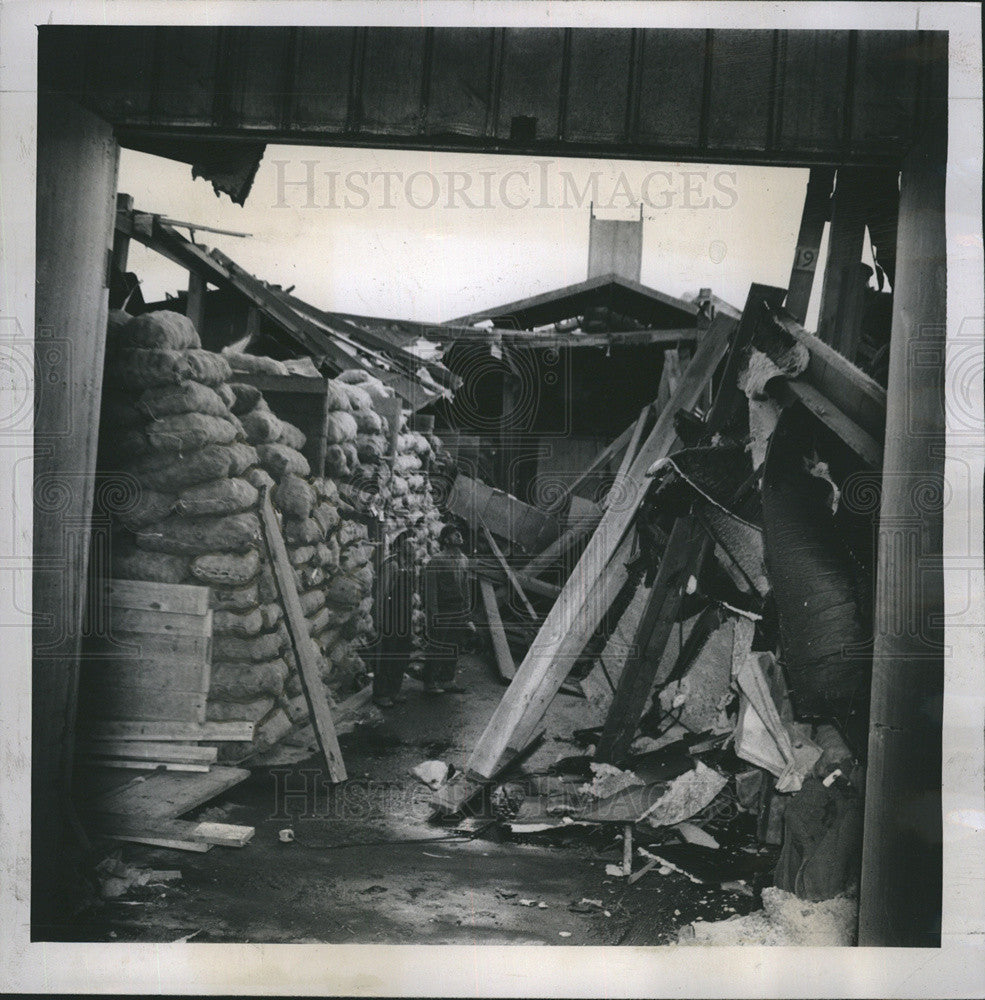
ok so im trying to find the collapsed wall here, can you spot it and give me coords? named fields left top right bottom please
left=97, top=310, right=445, bottom=761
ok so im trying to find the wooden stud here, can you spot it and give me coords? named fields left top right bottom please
left=785, top=167, right=834, bottom=324
left=480, top=578, right=515, bottom=682
left=260, top=490, right=347, bottom=782
left=596, top=517, right=712, bottom=764
left=479, top=516, right=537, bottom=621
left=186, top=271, right=207, bottom=333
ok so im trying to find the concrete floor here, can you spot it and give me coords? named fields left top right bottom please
left=71, top=652, right=761, bottom=944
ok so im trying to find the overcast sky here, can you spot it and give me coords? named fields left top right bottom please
left=120, top=145, right=816, bottom=326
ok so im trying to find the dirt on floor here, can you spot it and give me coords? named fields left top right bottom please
left=66, top=652, right=764, bottom=945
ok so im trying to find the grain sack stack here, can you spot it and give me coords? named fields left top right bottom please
left=97, top=311, right=297, bottom=760
left=227, top=378, right=362, bottom=723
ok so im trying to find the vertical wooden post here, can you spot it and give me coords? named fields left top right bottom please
left=816, top=168, right=868, bottom=352
left=34, top=95, right=119, bottom=934
left=111, top=192, right=133, bottom=276
left=858, top=136, right=945, bottom=948
left=785, top=167, right=834, bottom=324
left=186, top=271, right=207, bottom=335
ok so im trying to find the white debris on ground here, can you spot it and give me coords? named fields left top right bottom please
left=576, top=762, right=644, bottom=799
left=678, top=887, right=858, bottom=946
left=642, top=761, right=728, bottom=828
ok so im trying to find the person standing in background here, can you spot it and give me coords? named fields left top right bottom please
left=422, top=523, right=475, bottom=694
left=373, top=530, right=418, bottom=708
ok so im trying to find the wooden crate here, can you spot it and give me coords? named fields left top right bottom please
left=80, top=579, right=213, bottom=724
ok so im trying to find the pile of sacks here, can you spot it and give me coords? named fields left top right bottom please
left=99, top=311, right=302, bottom=757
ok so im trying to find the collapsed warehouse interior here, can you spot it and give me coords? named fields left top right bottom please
left=32, top=25, right=948, bottom=949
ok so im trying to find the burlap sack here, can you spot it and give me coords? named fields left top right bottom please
left=213, top=607, right=264, bottom=637
left=138, top=381, right=230, bottom=421
left=243, top=466, right=276, bottom=493
left=206, top=696, right=276, bottom=723
left=210, top=657, right=290, bottom=701
left=106, top=348, right=194, bottom=388
left=283, top=517, right=323, bottom=547
left=174, top=477, right=259, bottom=517
left=118, top=488, right=176, bottom=531
left=353, top=408, right=383, bottom=435
left=227, top=382, right=263, bottom=415
left=192, top=550, right=262, bottom=588
left=273, top=474, right=316, bottom=521
left=324, top=411, right=358, bottom=445
left=312, top=501, right=340, bottom=536
left=259, top=601, right=284, bottom=630
left=324, top=380, right=352, bottom=413
left=241, top=408, right=284, bottom=444
left=135, top=512, right=261, bottom=556
left=110, top=543, right=189, bottom=584
left=145, top=412, right=238, bottom=453
left=213, top=627, right=287, bottom=663
left=209, top=581, right=260, bottom=611
left=116, top=310, right=201, bottom=351
left=257, top=444, right=310, bottom=478
left=323, top=444, right=350, bottom=478
left=298, top=588, right=326, bottom=616
left=184, top=350, right=233, bottom=386
left=277, top=420, right=307, bottom=452
left=223, top=351, right=288, bottom=376
left=129, top=444, right=237, bottom=492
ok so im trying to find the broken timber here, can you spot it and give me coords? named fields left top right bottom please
left=480, top=578, right=515, bottom=682
left=465, top=314, right=736, bottom=780
left=479, top=515, right=537, bottom=620
left=260, top=490, right=347, bottom=782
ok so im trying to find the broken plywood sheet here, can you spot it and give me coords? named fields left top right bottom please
left=640, top=761, right=728, bottom=829
left=658, top=616, right=737, bottom=734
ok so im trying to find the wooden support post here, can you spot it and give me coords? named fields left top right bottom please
left=112, top=192, right=134, bottom=276
left=816, top=168, right=867, bottom=353
left=34, top=95, right=120, bottom=933
left=596, top=518, right=712, bottom=764
left=186, top=271, right=207, bottom=334
left=523, top=524, right=596, bottom=581
left=259, top=491, right=347, bottom=782
left=858, top=135, right=945, bottom=948
left=785, top=167, right=834, bottom=324
left=623, top=823, right=634, bottom=876
left=480, top=578, right=516, bottom=682
left=466, top=316, right=734, bottom=779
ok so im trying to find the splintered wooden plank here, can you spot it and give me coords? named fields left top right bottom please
left=260, top=490, right=347, bottom=782
left=83, top=721, right=255, bottom=742
left=92, top=814, right=255, bottom=849
left=479, top=516, right=537, bottom=621
left=107, top=579, right=211, bottom=616
left=604, top=402, right=652, bottom=509
left=480, top=578, right=515, bottom=682
left=466, top=315, right=734, bottom=780
left=108, top=606, right=214, bottom=638
left=597, top=518, right=714, bottom=764
left=91, top=766, right=251, bottom=820
left=79, top=741, right=219, bottom=764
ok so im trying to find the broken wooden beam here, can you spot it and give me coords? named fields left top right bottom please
left=480, top=578, right=516, bottom=682
left=260, top=490, right=347, bottom=782
left=596, top=517, right=714, bottom=764
left=465, top=315, right=735, bottom=780
left=479, top=516, right=537, bottom=620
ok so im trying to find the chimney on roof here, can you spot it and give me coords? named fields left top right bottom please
left=587, top=203, right=643, bottom=282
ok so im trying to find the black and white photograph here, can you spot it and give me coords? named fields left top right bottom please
left=2, top=1, right=983, bottom=995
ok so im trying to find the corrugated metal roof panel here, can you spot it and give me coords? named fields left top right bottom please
left=40, top=26, right=946, bottom=167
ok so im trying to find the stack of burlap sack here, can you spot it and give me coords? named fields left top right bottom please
left=99, top=311, right=307, bottom=758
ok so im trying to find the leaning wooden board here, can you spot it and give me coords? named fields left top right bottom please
left=259, top=490, right=347, bottom=782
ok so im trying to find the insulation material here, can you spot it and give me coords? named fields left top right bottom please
left=679, top=887, right=857, bottom=946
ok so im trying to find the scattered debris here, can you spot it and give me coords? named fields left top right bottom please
left=411, top=759, right=454, bottom=790
left=278, top=828, right=295, bottom=843
left=558, top=930, right=572, bottom=937
left=604, top=864, right=626, bottom=878
left=673, top=821, right=720, bottom=849
left=679, top=887, right=857, bottom=946
left=577, top=762, right=644, bottom=799
left=640, top=762, right=728, bottom=829
left=95, top=857, right=183, bottom=899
